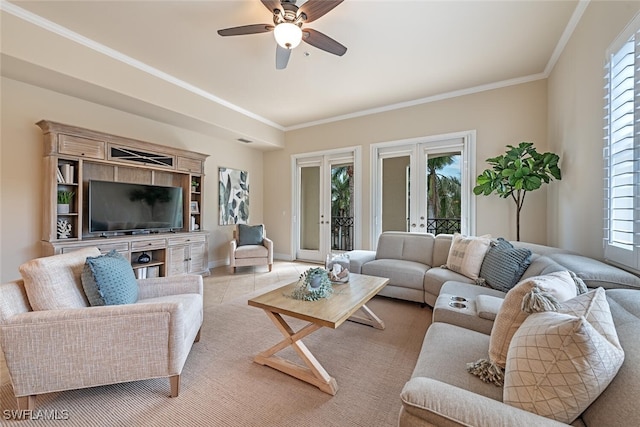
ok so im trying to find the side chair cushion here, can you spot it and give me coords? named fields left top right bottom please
left=19, top=246, right=100, bottom=311
left=234, top=244, right=269, bottom=259
left=238, top=224, right=264, bottom=246
left=82, top=250, right=139, bottom=306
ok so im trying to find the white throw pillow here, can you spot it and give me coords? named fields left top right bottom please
left=445, top=233, right=492, bottom=280
left=488, top=271, right=578, bottom=368
left=503, top=290, right=624, bottom=424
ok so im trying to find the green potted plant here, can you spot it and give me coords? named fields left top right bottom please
left=57, top=190, right=75, bottom=214
left=191, top=180, right=199, bottom=192
left=473, top=142, right=561, bottom=241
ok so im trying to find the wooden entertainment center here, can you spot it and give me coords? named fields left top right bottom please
left=38, top=120, right=210, bottom=277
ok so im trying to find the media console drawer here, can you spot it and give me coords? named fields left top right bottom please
left=168, top=234, right=206, bottom=246
left=131, top=239, right=167, bottom=251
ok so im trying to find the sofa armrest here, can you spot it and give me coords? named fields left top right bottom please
left=0, top=303, right=182, bottom=397
left=263, top=237, right=273, bottom=263
left=137, top=274, right=203, bottom=299
left=346, top=250, right=377, bottom=274
left=400, top=377, right=567, bottom=427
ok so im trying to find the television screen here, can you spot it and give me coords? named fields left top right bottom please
left=89, top=180, right=183, bottom=233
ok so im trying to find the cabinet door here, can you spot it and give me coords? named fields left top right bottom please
left=188, top=241, right=207, bottom=274
left=167, top=245, right=189, bottom=276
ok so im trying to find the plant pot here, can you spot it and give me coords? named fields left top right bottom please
left=309, top=276, right=322, bottom=289
left=57, top=204, right=70, bottom=214
left=192, top=186, right=197, bottom=192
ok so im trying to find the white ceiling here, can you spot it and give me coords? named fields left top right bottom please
left=4, top=0, right=582, bottom=131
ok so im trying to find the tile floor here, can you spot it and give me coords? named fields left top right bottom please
left=0, top=260, right=320, bottom=387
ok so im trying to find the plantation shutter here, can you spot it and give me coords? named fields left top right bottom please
left=604, top=15, right=640, bottom=271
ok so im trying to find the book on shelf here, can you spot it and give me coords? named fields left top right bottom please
left=56, top=167, right=64, bottom=183
left=61, top=164, right=74, bottom=184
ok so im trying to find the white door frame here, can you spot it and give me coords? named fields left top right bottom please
left=370, top=131, right=476, bottom=250
left=291, top=146, right=362, bottom=262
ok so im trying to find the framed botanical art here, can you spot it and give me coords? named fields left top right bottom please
left=219, top=167, right=249, bottom=225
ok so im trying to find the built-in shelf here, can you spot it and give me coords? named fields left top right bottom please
left=38, top=120, right=210, bottom=277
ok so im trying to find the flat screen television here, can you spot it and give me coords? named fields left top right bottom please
left=89, top=180, right=183, bottom=234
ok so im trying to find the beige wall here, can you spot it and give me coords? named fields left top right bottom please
left=547, top=1, right=640, bottom=259
left=0, top=77, right=264, bottom=282
left=264, top=80, right=549, bottom=256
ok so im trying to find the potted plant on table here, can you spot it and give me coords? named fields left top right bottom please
left=57, top=190, right=75, bottom=214
left=473, top=142, right=561, bottom=241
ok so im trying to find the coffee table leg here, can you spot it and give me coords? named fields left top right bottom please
left=254, top=310, right=338, bottom=395
left=347, top=304, right=385, bottom=330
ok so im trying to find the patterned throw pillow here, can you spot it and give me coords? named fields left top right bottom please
left=479, top=238, right=532, bottom=292
left=445, top=233, right=492, bottom=280
left=504, top=289, right=624, bottom=424
left=81, top=250, right=139, bottom=306
left=488, top=271, right=578, bottom=368
left=238, top=224, right=264, bottom=246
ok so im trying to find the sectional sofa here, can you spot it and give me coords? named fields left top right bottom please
left=348, top=232, right=640, bottom=426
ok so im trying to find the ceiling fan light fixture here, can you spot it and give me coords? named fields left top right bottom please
left=274, top=22, right=302, bottom=49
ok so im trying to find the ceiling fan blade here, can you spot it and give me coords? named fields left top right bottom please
left=261, top=0, right=282, bottom=14
left=218, top=24, right=274, bottom=37
left=299, top=0, right=343, bottom=23
left=276, top=44, right=291, bottom=70
left=302, top=28, right=347, bottom=56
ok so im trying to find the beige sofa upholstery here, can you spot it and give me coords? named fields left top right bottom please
left=400, top=289, right=640, bottom=427
left=0, top=248, right=203, bottom=410
left=349, top=232, right=640, bottom=426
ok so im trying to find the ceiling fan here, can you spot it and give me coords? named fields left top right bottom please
left=217, top=0, right=347, bottom=70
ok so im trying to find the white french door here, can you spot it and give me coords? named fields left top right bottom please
left=293, top=148, right=361, bottom=262
left=372, top=132, right=475, bottom=248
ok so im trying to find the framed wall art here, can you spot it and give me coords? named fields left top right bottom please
left=219, top=167, right=249, bottom=225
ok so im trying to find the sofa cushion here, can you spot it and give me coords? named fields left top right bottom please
left=479, top=238, right=532, bottom=292
left=548, top=253, right=640, bottom=290
left=446, top=234, right=492, bottom=280
left=19, top=246, right=100, bottom=311
left=411, top=322, right=503, bottom=402
left=504, top=290, right=624, bottom=424
left=424, top=268, right=475, bottom=303
left=488, top=271, right=578, bottom=368
left=237, top=224, right=264, bottom=246
left=375, top=231, right=434, bottom=265
left=362, top=259, right=428, bottom=291
left=519, top=255, right=566, bottom=280
left=82, top=250, right=139, bottom=306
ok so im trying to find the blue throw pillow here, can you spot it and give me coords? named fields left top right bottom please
left=238, top=224, right=264, bottom=246
left=479, top=238, right=532, bottom=292
left=81, top=250, right=139, bottom=306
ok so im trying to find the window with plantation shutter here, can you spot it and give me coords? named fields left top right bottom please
left=604, top=13, right=640, bottom=271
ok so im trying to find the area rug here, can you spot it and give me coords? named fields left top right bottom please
left=0, top=289, right=431, bottom=426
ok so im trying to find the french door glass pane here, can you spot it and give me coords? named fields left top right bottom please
left=426, top=153, right=462, bottom=235
left=300, top=166, right=320, bottom=251
left=331, top=163, right=354, bottom=251
left=382, top=156, right=410, bottom=232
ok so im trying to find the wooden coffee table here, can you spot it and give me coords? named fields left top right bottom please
left=248, top=273, right=389, bottom=395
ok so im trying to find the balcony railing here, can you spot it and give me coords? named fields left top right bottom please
left=425, top=218, right=461, bottom=235
left=331, top=216, right=354, bottom=251
left=331, top=216, right=461, bottom=252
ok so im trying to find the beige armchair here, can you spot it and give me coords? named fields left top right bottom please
left=229, top=224, right=273, bottom=273
left=0, top=247, right=203, bottom=410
